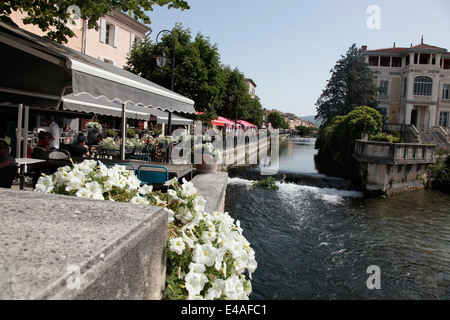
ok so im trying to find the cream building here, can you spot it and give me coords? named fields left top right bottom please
left=9, top=10, right=150, bottom=68
left=361, top=40, right=450, bottom=132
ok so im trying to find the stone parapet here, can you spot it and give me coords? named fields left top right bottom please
left=0, top=189, right=167, bottom=300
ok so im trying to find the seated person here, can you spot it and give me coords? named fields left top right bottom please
left=66, top=135, right=90, bottom=157
left=37, top=131, right=49, bottom=150
left=0, top=139, right=17, bottom=188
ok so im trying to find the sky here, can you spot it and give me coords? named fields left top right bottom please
left=145, top=0, right=450, bottom=118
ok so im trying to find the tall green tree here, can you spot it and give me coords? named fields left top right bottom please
left=267, top=111, right=288, bottom=129
left=315, top=44, right=379, bottom=125
left=126, top=24, right=265, bottom=126
left=0, top=0, right=189, bottom=43
left=126, top=24, right=225, bottom=117
left=316, top=106, right=383, bottom=166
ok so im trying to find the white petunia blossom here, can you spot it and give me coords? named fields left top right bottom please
left=169, top=237, right=186, bottom=255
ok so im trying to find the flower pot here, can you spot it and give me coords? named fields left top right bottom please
left=196, top=155, right=217, bottom=173
left=106, top=149, right=120, bottom=156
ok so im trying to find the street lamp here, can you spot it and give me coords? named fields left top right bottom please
left=229, top=95, right=239, bottom=127
left=156, top=30, right=176, bottom=136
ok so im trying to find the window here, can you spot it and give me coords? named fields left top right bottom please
left=130, top=33, right=142, bottom=52
left=369, top=56, right=379, bottom=66
left=380, top=56, right=390, bottom=67
left=444, top=59, right=450, bottom=70
left=391, top=57, right=402, bottom=67
left=100, top=19, right=119, bottom=47
left=439, top=112, right=449, bottom=127
left=443, top=84, right=450, bottom=99
left=380, top=81, right=389, bottom=96
left=413, top=76, right=432, bottom=96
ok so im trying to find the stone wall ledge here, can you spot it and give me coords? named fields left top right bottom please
left=0, top=188, right=168, bottom=300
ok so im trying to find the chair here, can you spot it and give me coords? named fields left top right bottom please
left=137, top=165, right=169, bottom=191
left=48, top=150, right=71, bottom=160
left=0, top=165, right=18, bottom=188
left=128, top=155, right=152, bottom=162
left=106, top=163, right=136, bottom=175
left=31, top=147, right=45, bottom=159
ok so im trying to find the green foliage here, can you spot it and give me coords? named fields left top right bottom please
left=315, top=44, right=379, bottom=124
left=370, top=132, right=401, bottom=143
left=126, top=128, right=136, bottom=138
left=1, top=0, right=190, bottom=43
left=105, top=129, right=116, bottom=138
left=267, top=111, right=288, bottom=129
left=316, top=106, right=383, bottom=166
left=125, top=24, right=265, bottom=127
left=295, top=125, right=316, bottom=137
left=252, top=176, right=279, bottom=190
left=426, top=160, right=450, bottom=185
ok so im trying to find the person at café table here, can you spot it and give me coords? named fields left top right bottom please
left=44, top=115, right=60, bottom=151
left=37, top=131, right=49, bottom=150
left=67, top=135, right=90, bottom=157
left=0, top=138, right=17, bottom=188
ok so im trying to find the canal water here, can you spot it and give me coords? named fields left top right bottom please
left=225, top=137, right=450, bottom=300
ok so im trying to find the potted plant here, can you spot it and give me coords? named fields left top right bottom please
left=194, top=141, right=222, bottom=173
left=99, top=137, right=120, bottom=156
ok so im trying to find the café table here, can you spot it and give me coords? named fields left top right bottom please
left=15, top=158, right=46, bottom=190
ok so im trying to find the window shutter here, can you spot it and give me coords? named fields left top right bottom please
left=99, top=19, right=106, bottom=43
left=113, top=25, right=119, bottom=48
left=130, top=33, right=136, bottom=52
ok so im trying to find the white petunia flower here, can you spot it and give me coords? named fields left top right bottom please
left=193, top=242, right=218, bottom=267
left=169, top=237, right=186, bottom=255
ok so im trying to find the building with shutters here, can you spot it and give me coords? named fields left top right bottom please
left=9, top=10, right=151, bottom=68
left=361, top=40, right=450, bottom=133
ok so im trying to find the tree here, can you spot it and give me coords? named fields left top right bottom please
left=126, top=24, right=266, bottom=126
left=0, top=0, right=190, bottom=43
left=268, top=111, right=288, bottom=129
left=316, top=106, right=383, bottom=166
left=315, top=44, right=379, bottom=125
left=126, top=24, right=225, bottom=116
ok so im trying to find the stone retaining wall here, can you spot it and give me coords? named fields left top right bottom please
left=0, top=172, right=229, bottom=300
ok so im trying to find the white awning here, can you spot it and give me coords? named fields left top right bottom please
left=0, top=22, right=196, bottom=114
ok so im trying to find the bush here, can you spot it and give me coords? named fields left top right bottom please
left=105, top=129, right=116, bottom=138
left=316, top=106, right=383, bottom=166
left=252, top=176, right=279, bottom=190
left=370, top=132, right=401, bottom=143
left=426, top=160, right=450, bottom=187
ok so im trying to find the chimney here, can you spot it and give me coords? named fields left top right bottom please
left=361, top=45, right=367, bottom=51
left=393, top=42, right=396, bottom=48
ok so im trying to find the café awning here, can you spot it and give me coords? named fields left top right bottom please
left=0, top=21, right=196, bottom=114
left=148, top=108, right=193, bottom=125
left=238, top=120, right=256, bottom=128
left=62, top=93, right=151, bottom=121
left=211, top=116, right=239, bottom=127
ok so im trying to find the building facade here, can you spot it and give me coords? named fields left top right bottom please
left=361, top=40, right=450, bottom=132
left=10, top=10, right=150, bottom=68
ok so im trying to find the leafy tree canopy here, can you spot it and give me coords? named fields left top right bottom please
left=315, top=106, right=383, bottom=166
left=126, top=24, right=265, bottom=127
left=267, top=111, right=288, bottom=129
left=0, top=0, right=190, bottom=43
left=316, top=44, right=379, bottom=125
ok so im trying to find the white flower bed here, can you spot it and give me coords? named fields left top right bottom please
left=34, top=160, right=256, bottom=300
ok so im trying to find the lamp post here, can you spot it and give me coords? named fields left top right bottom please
left=156, top=29, right=175, bottom=136
left=229, top=95, right=239, bottom=127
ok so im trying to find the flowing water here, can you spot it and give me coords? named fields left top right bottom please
left=225, top=138, right=450, bottom=300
